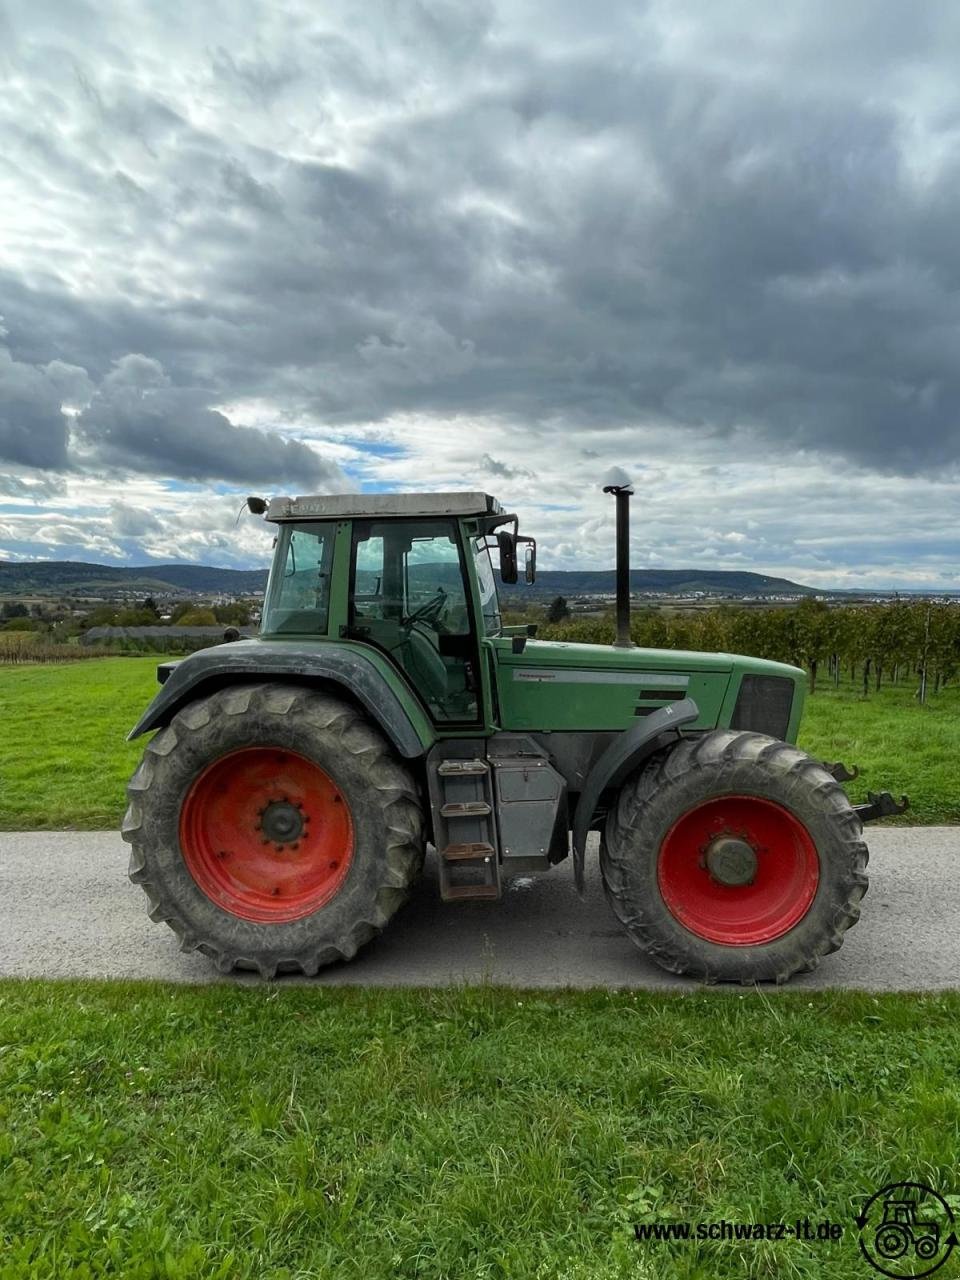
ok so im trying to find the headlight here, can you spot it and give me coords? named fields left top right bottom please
left=731, top=675, right=794, bottom=739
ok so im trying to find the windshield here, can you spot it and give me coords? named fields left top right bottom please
left=261, top=522, right=335, bottom=634
left=473, top=537, right=502, bottom=636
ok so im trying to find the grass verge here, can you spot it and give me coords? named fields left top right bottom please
left=2, top=981, right=959, bottom=1279
left=0, top=657, right=956, bottom=828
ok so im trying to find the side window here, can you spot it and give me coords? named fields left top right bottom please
left=405, top=533, right=470, bottom=635
left=354, top=535, right=389, bottom=618
left=262, top=523, right=335, bottom=635
left=350, top=520, right=478, bottom=721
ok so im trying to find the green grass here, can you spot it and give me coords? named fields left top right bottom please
left=797, top=676, right=960, bottom=823
left=0, top=658, right=156, bottom=829
left=0, top=657, right=956, bottom=828
left=1, top=981, right=959, bottom=1279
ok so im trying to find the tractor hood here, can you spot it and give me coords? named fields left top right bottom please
left=491, top=637, right=805, bottom=737
left=498, top=638, right=736, bottom=673
left=495, top=637, right=802, bottom=679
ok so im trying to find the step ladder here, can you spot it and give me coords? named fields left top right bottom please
left=428, top=753, right=502, bottom=902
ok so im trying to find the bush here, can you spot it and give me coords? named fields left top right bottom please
left=176, top=608, right=217, bottom=626
left=3, top=617, right=44, bottom=632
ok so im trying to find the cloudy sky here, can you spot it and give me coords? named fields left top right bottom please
left=2, top=0, right=960, bottom=588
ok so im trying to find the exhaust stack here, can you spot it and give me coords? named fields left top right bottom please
left=602, top=475, right=635, bottom=649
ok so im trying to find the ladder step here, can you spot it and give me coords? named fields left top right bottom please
left=441, top=842, right=495, bottom=863
left=439, top=801, right=492, bottom=818
left=442, top=883, right=501, bottom=901
left=437, top=759, right=489, bottom=776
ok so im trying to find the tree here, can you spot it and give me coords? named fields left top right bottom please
left=214, top=603, right=251, bottom=626
left=1, top=602, right=28, bottom=620
left=3, top=616, right=43, bottom=631
left=546, top=596, right=570, bottom=623
left=792, top=598, right=830, bottom=693
left=115, top=607, right=160, bottom=627
left=176, top=608, right=217, bottom=626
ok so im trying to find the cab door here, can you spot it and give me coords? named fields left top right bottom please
left=349, top=518, right=480, bottom=723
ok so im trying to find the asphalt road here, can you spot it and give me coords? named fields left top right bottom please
left=0, top=828, right=957, bottom=989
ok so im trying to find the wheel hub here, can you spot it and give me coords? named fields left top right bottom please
left=258, top=799, right=305, bottom=847
left=705, top=835, right=757, bottom=886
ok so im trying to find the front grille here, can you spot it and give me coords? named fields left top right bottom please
left=731, top=675, right=794, bottom=739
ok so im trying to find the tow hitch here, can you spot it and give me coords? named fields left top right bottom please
left=854, top=791, right=910, bottom=823
left=823, top=761, right=909, bottom=823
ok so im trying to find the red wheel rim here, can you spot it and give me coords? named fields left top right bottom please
left=657, top=795, right=819, bottom=945
left=179, top=748, right=354, bottom=923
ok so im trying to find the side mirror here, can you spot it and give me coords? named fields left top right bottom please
left=523, top=540, right=537, bottom=584
left=497, top=531, right=518, bottom=584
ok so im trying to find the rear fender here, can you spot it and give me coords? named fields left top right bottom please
left=571, top=697, right=700, bottom=893
left=126, top=639, right=435, bottom=760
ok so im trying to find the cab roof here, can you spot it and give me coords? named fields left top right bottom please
left=266, top=491, right=504, bottom=521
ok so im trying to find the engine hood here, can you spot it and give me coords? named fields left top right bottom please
left=497, top=638, right=735, bottom=673
left=490, top=637, right=804, bottom=735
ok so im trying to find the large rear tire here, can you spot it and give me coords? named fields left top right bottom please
left=600, top=730, right=868, bottom=983
left=122, top=684, right=424, bottom=977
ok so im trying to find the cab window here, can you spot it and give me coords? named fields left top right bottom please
left=261, top=522, right=335, bottom=635
left=350, top=519, right=478, bottom=722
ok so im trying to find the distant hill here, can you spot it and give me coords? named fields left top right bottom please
left=503, top=569, right=815, bottom=597
left=0, top=558, right=815, bottom=598
left=0, top=561, right=270, bottom=595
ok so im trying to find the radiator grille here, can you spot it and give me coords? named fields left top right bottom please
left=731, top=675, right=794, bottom=739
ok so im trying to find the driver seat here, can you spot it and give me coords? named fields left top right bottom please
left=399, top=623, right=449, bottom=713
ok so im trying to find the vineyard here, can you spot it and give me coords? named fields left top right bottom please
left=540, top=598, right=960, bottom=699
left=0, top=633, right=128, bottom=664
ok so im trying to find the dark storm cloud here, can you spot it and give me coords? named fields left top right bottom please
left=74, top=356, right=344, bottom=488
left=4, top=0, right=960, bottom=482
left=0, top=344, right=89, bottom=469
left=0, top=342, right=344, bottom=488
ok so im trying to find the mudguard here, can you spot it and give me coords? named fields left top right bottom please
left=571, top=697, right=700, bottom=893
left=126, top=639, right=434, bottom=759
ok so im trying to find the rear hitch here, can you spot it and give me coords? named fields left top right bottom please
left=853, top=791, right=910, bottom=823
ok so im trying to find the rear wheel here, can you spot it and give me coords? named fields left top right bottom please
left=122, top=684, right=424, bottom=976
left=600, top=730, right=868, bottom=983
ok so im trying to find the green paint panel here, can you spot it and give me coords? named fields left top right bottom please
left=492, top=639, right=733, bottom=732
left=491, top=638, right=806, bottom=739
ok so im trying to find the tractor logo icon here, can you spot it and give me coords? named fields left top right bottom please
left=858, top=1182, right=957, bottom=1278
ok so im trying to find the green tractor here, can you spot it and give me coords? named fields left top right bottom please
left=123, top=486, right=905, bottom=982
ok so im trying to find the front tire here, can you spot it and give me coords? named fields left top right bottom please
left=600, top=730, right=868, bottom=983
left=122, top=684, right=424, bottom=977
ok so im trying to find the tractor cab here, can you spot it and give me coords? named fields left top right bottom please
left=259, top=492, right=535, bottom=726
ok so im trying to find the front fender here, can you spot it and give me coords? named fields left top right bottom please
left=126, top=639, right=435, bottom=759
left=571, top=697, right=700, bottom=894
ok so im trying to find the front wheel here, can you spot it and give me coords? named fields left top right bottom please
left=600, top=730, right=868, bottom=983
left=122, top=684, right=424, bottom=977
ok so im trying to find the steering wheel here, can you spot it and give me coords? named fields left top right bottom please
left=403, top=587, right=447, bottom=628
